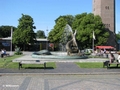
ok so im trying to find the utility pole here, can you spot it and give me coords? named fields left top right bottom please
left=11, top=27, right=13, bottom=55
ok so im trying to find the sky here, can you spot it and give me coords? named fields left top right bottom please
left=0, top=0, right=120, bottom=36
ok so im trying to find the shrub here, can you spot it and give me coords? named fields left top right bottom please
left=14, top=46, right=23, bottom=55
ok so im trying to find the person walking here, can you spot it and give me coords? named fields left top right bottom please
left=117, top=53, right=120, bottom=63
left=109, top=53, right=115, bottom=63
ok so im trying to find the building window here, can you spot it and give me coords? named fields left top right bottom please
left=105, top=6, right=109, bottom=10
left=104, top=24, right=110, bottom=28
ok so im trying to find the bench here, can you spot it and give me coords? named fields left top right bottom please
left=19, top=60, right=46, bottom=70
left=1, top=53, right=10, bottom=58
left=1, top=53, right=10, bottom=61
left=103, top=60, right=120, bottom=69
left=1, top=53, right=10, bottom=57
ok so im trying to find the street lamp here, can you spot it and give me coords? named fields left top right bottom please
left=10, top=27, right=13, bottom=55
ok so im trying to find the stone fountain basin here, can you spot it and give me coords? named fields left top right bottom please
left=32, top=50, right=88, bottom=59
left=32, top=54, right=88, bottom=59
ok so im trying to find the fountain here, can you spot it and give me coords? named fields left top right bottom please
left=65, top=24, right=79, bottom=55
left=32, top=24, right=88, bottom=60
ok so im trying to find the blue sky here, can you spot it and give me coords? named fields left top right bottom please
left=0, top=0, right=120, bottom=36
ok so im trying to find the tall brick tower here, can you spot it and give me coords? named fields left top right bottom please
left=93, top=0, right=117, bottom=49
left=93, top=0, right=115, bottom=33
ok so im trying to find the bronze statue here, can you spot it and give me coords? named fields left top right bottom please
left=66, top=30, right=79, bottom=55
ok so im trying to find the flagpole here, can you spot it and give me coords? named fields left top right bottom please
left=92, top=31, right=95, bottom=53
left=93, top=37, right=94, bottom=53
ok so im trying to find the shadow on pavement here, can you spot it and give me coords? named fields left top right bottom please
left=107, top=67, right=120, bottom=69
left=24, top=67, right=54, bottom=69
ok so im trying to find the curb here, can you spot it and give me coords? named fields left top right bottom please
left=1, top=72, right=120, bottom=76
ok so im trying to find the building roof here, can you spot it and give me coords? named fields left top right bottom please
left=0, top=37, right=49, bottom=41
left=96, top=46, right=114, bottom=49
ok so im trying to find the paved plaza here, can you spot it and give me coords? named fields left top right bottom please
left=0, top=52, right=120, bottom=90
left=0, top=74, right=120, bottom=90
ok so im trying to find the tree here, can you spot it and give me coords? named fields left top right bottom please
left=72, top=13, right=109, bottom=49
left=55, top=15, right=74, bottom=26
left=48, top=13, right=110, bottom=50
left=12, top=14, right=36, bottom=50
left=116, top=32, right=120, bottom=41
left=48, top=17, right=67, bottom=43
left=36, top=30, right=46, bottom=38
left=48, top=17, right=68, bottom=50
left=0, top=25, right=16, bottom=38
left=48, top=15, right=74, bottom=43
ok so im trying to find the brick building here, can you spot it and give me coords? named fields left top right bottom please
left=93, top=0, right=118, bottom=49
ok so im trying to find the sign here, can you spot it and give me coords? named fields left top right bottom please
left=118, top=40, right=120, bottom=44
left=2, top=42, right=10, bottom=46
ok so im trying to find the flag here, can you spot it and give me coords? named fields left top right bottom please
left=93, top=31, right=95, bottom=40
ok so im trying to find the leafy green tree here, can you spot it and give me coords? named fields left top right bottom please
left=0, top=25, right=16, bottom=38
left=48, top=17, right=68, bottom=50
left=36, top=30, right=46, bottom=38
left=48, top=17, right=67, bottom=43
left=116, top=32, right=120, bottom=41
left=48, top=15, right=74, bottom=43
left=72, top=13, right=109, bottom=49
left=48, top=13, right=109, bottom=50
left=12, top=14, right=36, bottom=50
left=55, top=15, right=74, bottom=26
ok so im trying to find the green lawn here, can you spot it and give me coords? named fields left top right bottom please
left=1, top=55, right=115, bottom=69
left=0, top=55, right=56, bottom=69
left=75, top=62, right=104, bottom=68
left=0, top=55, right=22, bottom=68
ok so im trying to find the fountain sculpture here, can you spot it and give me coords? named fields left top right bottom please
left=65, top=24, right=79, bottom=55
left=32, top=24, right=87, bottom=59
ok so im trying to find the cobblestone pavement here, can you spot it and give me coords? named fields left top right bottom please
left=0, top=74, right=120, bottom=90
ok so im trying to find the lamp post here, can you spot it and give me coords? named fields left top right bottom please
left=10, top=27, right=13, bottom=55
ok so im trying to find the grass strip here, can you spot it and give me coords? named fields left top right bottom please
left=75, top=62, right=104, bottom=68
left=0, top=55, right=56, bottom=69
left=0, top=55, right=23, bottom=68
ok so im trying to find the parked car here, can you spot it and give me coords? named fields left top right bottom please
left=84, top=49, right=93, bottom=55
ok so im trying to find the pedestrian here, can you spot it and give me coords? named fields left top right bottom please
left=1, top=48, right=6, bottom=58
left=109, top=53, right=115, bottom=63
left=104, top=49, right=106, bottom=53
left=117, top=52, right=120, bottom=63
